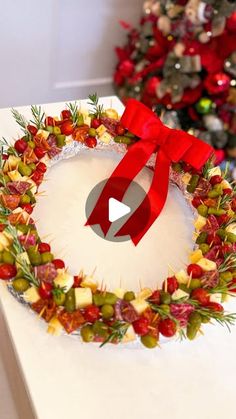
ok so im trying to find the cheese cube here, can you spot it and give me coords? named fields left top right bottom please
left=114, top=288, right=126, bottom=299
left=80, top=275, right=98, bottom=292
left=54, top=272, right=74, bottom=293
left=138, top=288, right=152, bottom=300
left=208, top=167, right=221, bottom=178
left=182, top=172, right=192, bottom=185
left=7, top=170, right=23, bottom=182
left=99, top=132, right=112, bottom=144
left=175, top=269, right=189, bottom=285
left=16, top=252, right=30, bottom=270
left=47, top=317, right=63, bottom=336
left=96, top=124, right=107, bottom=137
left=122, top=325, right=136, bottom=343
left=75, top=287, right=92, bottom=309
left=3, top=155, right=21, bottom=172
left=197, top=258, right=217, bottom=271
left=130, top=298, right=149, bottom=315
left=194, top=215, right=207, bottom=230
left=172, top=289, right=189, bottom=301
left=189, top=249, right=203, bottom=264
left=105, top=109, right=119, bottom=120
left=23, top=286, right=40, bottom=303
left=37, top=129, right=50, bottom=140
left=0, top=232, right=11, bottom=251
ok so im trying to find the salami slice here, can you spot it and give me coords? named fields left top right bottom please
left=47, top=135, right=61, bottom=158
left=31, top=299, right=57, bottom=322
left=202, top=215, right=219, bottom=233
left=194, top=178, right=211, bottom=197
left=23, top=146, right=38, bottom=164
left=170, top=303, right=194, bottom=327
left=101, top=117, right=119, bottom=136
left=114, top=299, right=139, bottom=323
left=1, top=194, right=20, bottom=210
left=201, top=270, right=219, bottom=288
left=35, top=263, right=58, bottom=283
left=19, top=234, right=37, bottom=249
left=7, top=181, right=31, bottom=195
left=58, top=309, right=85, bottom=334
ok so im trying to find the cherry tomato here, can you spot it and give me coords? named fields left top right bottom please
left=163, top=276, right=178, bottom=294
left=232, top=197, right=236, bottom=212
left=223, top=188, right=232, bottom=196
left=45, top=116, right=55, bottom=126
left=73, top=275, right=82, bottom=288
left=27, top=125, right=38, bottom=136
left=191, top=288, right=210, bottom=305
left=34, top=146, right=46, bottom=159
left=0, top=224, right=6, bottom=232
left=21, top=203, right=33, bottom=214
left=221, top=243, right=232, bottom=255
left=229, top=278, right=236, bottom=293
left=31, top=170, right=43, bottom=185
left=132, top=317, right=149, bottom=336
left=116, top=125, right=125, bottom=136
left=159, top=318, right=177, bottom=337
left=206, top=233, right=221, bottom=246
left=187, top=264, right=203, bottom=278
left=210, top=175, right=222, bottom=185
left=60, top=121, right=74, bottom=136
left=148, top=290, right=161, bottom=305
left=91, top=118, right=101, bottom=129
left=85, top=137, right=97, bottom=148
left=0, top=263, right=17, bottom=280
left=61, top=110, right=71, bottom=120
left=84, top=305, right=100, bottom=323
left=52, top=259, right=65, bottom=269
left=37, top=162, right=47, bottom=173
left=38, top=281, right=53, bottom=299
left=192, top=197, right=202, bottom=208
left=206, top=302, right=223, bottom=312
left=38, top=242, right=51, bottom=254
left=2, top=154, right=8, bottom=160
left=14, top=139, right=28, bottom=154
left=217, top=214, right=229, bottom=226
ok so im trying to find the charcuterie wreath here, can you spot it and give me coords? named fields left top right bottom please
left=1, top=94, right=236, bottom=349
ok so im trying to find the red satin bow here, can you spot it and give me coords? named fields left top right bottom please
left=86, top=99, right=213, bottom=245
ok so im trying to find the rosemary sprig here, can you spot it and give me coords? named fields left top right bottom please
left=0, top=204, right=11, bottom=217
left=11, top=108, right=29, bottom=136
left=0, top=137, right=18, bottom=157
left=202, top=156, right=215, bottom=179
left=66, top=101, right=79, bottom=125
left=88, top=93, right=104, bottom=118
left=219, top=253, right=236, bottom=273
left=52, top=286, right=66, bottom=298
left=208, top=282, right=236, bottom=296
left=30, top=105, right=45, bottom=129
left=100, top=321, right=129, bottom=347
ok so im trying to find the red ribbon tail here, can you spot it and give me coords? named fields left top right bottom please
left=115, top=150, right=171, bottom=245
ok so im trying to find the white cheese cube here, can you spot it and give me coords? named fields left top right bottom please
left=75, top=287, right=93, bottom=309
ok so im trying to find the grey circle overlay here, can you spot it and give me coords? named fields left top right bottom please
left=85, top=177, right=151, bottom=243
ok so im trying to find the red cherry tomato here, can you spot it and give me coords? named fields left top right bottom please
left=61, top=110, right=71, bottom=120
left=14, top=139, right=28, bottom=154
left=148, top=290, right=161, bottom=304
left=159, top=318, right=177, bottom=337
left=217, top=214, right=229, bottom=226
left=27, top=125, right=38, bottom=136
left=85, top=137, right=97, bottom=148
left=91, top=118, right=101, bottom=129
left=38, top=242, right=51, bottom=254
left=60, top=121, right=74, bottom=136
left=187, top=264, right=203, bottom=278
left=232, top=197, right=236, bottom=212
left=2, top=154, right=8, bottom=160
left=45, top=116, right=55, bottom=126
left=37, top=162, right=47, bottom=173
left=229, top=278, right=236, bottom=293
left=38, top=281, right=53, bottom=299
left=34, top=146, right=46, bottom=159
left=206, top=233, right=221, bottom=246
left=0, top=264, right=17, bottom=280
left=163, top=276, right=178, bottom=294
left=210, top=175, right=222, bottom=185
left=132, top=317, right=149, bottom=336
left=192, top=197, right=202, bottom=208
left=84, top=305, right=100, bottom=323
left=223, top=188, right=232, bottom=196
left=31, top=170, right=43, bottom=185
left=191, top=288, right=210, bottom=305
left=21, top=203, right=33, bottom=214
left=206, top=302, right=223, bottom=312
left=0, top=224, right=6, bottom=232
left=116, top=125, right=125, bottom=136
left=73, top=275, right=82, bottom=288
left=52, top=259, right=65, bottom=269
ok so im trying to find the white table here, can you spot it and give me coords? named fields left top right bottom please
left=1, top=97, right=236, bottom=419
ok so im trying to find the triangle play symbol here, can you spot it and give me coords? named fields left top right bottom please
left=108, top=197, right=131, bottom=223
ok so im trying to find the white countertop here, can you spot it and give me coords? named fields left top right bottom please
left=1, top=97, right=236, bottom=419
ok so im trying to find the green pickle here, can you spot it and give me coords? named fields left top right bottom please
left=187, top=174, right=199, bottom=193
left=196, top=231, right=207, bottom=244
left=199, top=243, right=209, bottom=254
left=93, top=293, right=105, bottom=306
left=92, top=321, right=109, bottom=338
left=20, top=194, right=31, bottom=204
left=56, top=134, right=66, bottom=148
left=226, top=232, right=236, bottom=243
left=64, top=289, right=76, bottom=313
left=114, top=135, right=133, bottom=145
left=187, top=312, right=202, bottom=340
left=160, top=291, right=171, bottom=304
left=189, top=278, right=202, bottom=290
left=53, top=291, right=66, bottom=306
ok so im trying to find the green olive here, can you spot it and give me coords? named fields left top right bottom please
left=187, top=323, right=200, bottom=340
left=226, top=232, right=236, bottom=243
left=28, top=140, right=36, bottom=149
left=101, top=304, right=114, bottom=320
left=172, top=163, right=182, bottom=173
left=141, top=334, right=158, bottom=349
left=219, top=271, right=232, bottom=282
left=2, top=250, right=15, bottom=265
left=88, top=128, right=97, bottom=137
left=53, top=291, right=66, bottom=306
left=189, top=279, right=202, bottom=290
left=201, top=314, right=210, bottom=324
left=80, top=325, right=95, bottom=342
left=53, top=126, right=61, bottom=135
left=189, top=312, right=202, bottom=327
left=196, top=231, right=207, bottom=244
left=124, top=291, right=135, bottom=302
left=103, top=292, right=117, bottom=305
left=46, top=126, right=54, bottom=133
left=27, top=247, right=42, bottom=266
left=26, top=190, right=36, bottom=204
left=0, top=252, right=2, bottom=263
left=217, top=229, right=226, bottom=240
left=56, top=134, right=66, bottom=148
left=160, top=291, right=171, bottom=304
left=93, top=293, right=105, bottom=306
left=18, top=161, right=32, bottom=177
left=208, top=208, right=226, bottom=216
left=12, top=278, right=30, bottom=293
left=41, top=252, right=54, bottom=264
left=187, top=174, right=199, bottom=193
left=92, top=321, right=109, bottom=338
left=199, top=243, right=209, bottom=254
left=64, top=289, right=76, bottom=313
left=159, top=304, right=170, bottom=314
left=197, top=204, right=208, bottom=217
left=20, top=194, right=31, bottom=204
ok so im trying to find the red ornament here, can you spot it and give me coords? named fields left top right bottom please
left=118, top=60, right=134, bottom=78
left=144, top=77, right=160, bottom=97
left=204, top=72, right=230, bottom=95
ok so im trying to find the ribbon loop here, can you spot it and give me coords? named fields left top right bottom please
left=86, top=99, right=213, bottom=245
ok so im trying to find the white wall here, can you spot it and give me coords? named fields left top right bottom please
left=0, top=0, right=143, bottom=108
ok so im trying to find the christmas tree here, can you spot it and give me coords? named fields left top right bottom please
left=114, top=1, right=236, bottom=165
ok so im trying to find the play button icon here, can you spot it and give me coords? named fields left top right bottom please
left=108, top=198, right=131, bottom=223
left=85, top=177, right=151, bottom=243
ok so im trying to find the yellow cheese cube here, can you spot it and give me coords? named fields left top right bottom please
left=114, top=288, right=126, bottom=299
left=189, top=249, right=203, bottom=264
left=194, top=215, right=207, bottom=230
left=175, top=269, right=189, bottom=285
left=16, top=252, right=30, bottom=270
left=99, top=132, right=113, bottom=144
left=47, top=317, right=63, bottom=336
left=122, top=325, right=136, bottom=343
left=105, top=109, right=119, bottom=120
left=23, top=286, right=40, bottom=304
left=7, top=170, right=23, bottom=182
left=130, top=298, right=149, bottom=315
left=75, top=287, right=93, bottom=309
left=54, top=272, right=74, bottom=293
left=172, top=289, right=189, bottom=301
left=182, top=172, right=192, bottom=185
left=3, top=155, right=21, bottom=172
left=138, top=288, right=152, bottom=300
left=96, top=124, right=107, bottom=137
left=221, top=179, right=232, bottom=190
left=208, top=167, right=221, bottom=178
left=37, top=129, right=50, bottom=140
left=197, top=258, right=217, bottom=271
left=0, top=232, right=11, bottom=251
